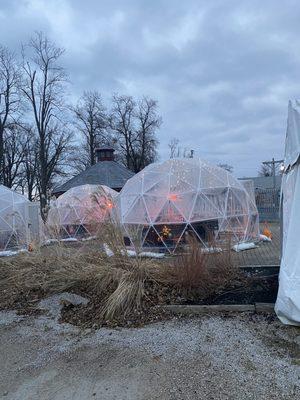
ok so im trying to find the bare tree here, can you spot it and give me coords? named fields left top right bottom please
left=72, top=91, right=109, bottom=168
left=168, top=138, right=180, bottom=158
left=259, top=163, right=271, bottom=177
left=168, top=138, right=195, bottom=159
left=218, top=163, right=233, bottom=173
left=110, top=94, right=135, bottom=169
left=0, top=46, right=21, bottom=183
left=18, top=126, right=39, bottom=200
left=2, top=124, right=27, bottom=188
left=134, top=97, right=160, bottom=171
left=21, top=32, right=71, bottom=219
left=111, top=95, right=161, bottom=172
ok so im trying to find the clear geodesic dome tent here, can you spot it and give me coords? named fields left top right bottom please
left=46, top=184, right=117, bottom=240
left=0, top=185, right=31, bottom=252
left=117, top=158, right=259, bottom=252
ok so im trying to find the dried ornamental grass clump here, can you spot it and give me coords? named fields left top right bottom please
left=0, top=222, right=161, bottom=320
left=0, top=224, right=240, bottom=323
left=156, top=234, right=239, bottom=300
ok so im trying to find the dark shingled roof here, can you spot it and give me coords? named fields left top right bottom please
left=53, top=161, right=134, bottom=194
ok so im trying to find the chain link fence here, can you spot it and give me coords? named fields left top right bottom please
left=255, top=188, right=280, bottom=221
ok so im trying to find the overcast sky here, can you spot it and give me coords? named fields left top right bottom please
left=1, top=0, right=299, bottom=177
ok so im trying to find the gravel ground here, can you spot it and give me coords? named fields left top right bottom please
left=1, top=294, right=300, bottom=400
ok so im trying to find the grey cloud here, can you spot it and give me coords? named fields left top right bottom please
left=0, top=0, right=299, bottom=176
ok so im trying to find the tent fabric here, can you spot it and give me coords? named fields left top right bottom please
left=117, top=158, right=259, bottom=253
left=284, top=101, right=300, bottom=170
left=0, top=185, right=30, bottom=251
left=46, top=184, right=117, bottom=240
left=275, top=101, right=300, bottom=325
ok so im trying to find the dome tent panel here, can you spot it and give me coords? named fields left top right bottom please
left=244, top=213, right=260, bottom=241
left=200, top=165, right=227, bottom=189
left=46, top=184, right=117, bottom=240
left=170, top=159, right=201, bottom=190
left=143, top=175, right=170, bottom=197
left=0, top=196, right=12, bottom=211
left=0, top=213, right=14, bottom=231
left=121, top=174, right=143, bottom=196
left=143, top=194, right=169, bottom=223
left=155, top=201, right=186, bottom=224
left=153, top=222, right=189, bottom=249
left=123, top=223, right=151, bottom=249
left=170, top=192, right=197, bottom=221
left=123, top=197, right=150, bottom=224
left=169, top=170, right=197, bottom=193
left=226, top=188, right=248, bottom=217
left=119, top=194, right=138, bottom=220
left=190, top=192, right=224, bottom=222
left=141, top=171, right=166, bottom=194
left=117, top=158, right=259, bottom=253
left=0, top=185, right=31, bottom=252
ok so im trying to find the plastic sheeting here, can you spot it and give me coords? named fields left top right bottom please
left=117, top=158, right=259, bottom=253
left=0, top=185, right=30, bottom=251
left=275, top=101, right=300, bottom=325
left=46, top=184, right=117, bottom=240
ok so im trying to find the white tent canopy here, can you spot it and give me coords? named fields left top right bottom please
left=276, top=101, right=300, bottom=325
left=0, top=185, right=31, bottom=251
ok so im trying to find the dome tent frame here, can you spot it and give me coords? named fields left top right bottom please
left=0, top=185, right=31, bottom=252
left=47, top=184, right=117, bottom=240
left=117, top=158, right=259, bottom=253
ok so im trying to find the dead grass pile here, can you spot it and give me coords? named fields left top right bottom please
left=0, top=224, right=240, bottom=325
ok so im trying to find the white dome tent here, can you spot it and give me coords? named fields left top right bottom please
left=47, top=184, right=117, bottom=240
left=117, top=158, right=259, bottom=253
left=0, top=185, right=31, bottom=252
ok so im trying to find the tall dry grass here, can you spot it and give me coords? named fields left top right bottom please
left=155, top=233, right=238, bottom=300
left=0, top=223, right=238, bottom=322
left=0, top=221, right=161, bottom=320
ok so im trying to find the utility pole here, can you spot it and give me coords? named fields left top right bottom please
left=262, top=158, right=284, bottom=189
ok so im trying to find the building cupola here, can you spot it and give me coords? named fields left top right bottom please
left=95, top=146, right=115, bottom=162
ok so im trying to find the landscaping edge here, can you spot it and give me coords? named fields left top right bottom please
left=158, top=303, right=275, bottom=315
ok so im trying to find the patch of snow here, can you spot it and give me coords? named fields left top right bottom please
left=0, top=249, right=28, bottom=257
left=259, top=234, right=272, bottom=242
left=103, top=243, right=114, bottom=257
left=103, top=243, right=165, bottom=258
left=139, top=251, right=165, bottom=258
left=81, top=236, right=97, bottom=241
left=232, top=242, right=257, bottom=252
left=201, top=247, right=223, bottom=254
left=43, top=238, right=59, bottom=245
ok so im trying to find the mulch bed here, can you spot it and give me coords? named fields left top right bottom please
left=0, top=263, right=279, bottom=329
left=59, top=268, right=279, bottom=328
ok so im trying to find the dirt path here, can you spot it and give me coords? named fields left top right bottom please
left=1, top=303, right=300, bottom=400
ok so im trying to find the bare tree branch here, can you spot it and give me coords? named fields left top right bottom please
left=72, top=91, right=109, bottom=169
left=110, top=94, right=161, bottom=172
left=0, top=46, right=21, bottom=183
left=21, top=32, right=71, bottom=220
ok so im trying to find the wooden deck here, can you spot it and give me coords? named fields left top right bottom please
left=233, top=222, right=280, bottom=266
